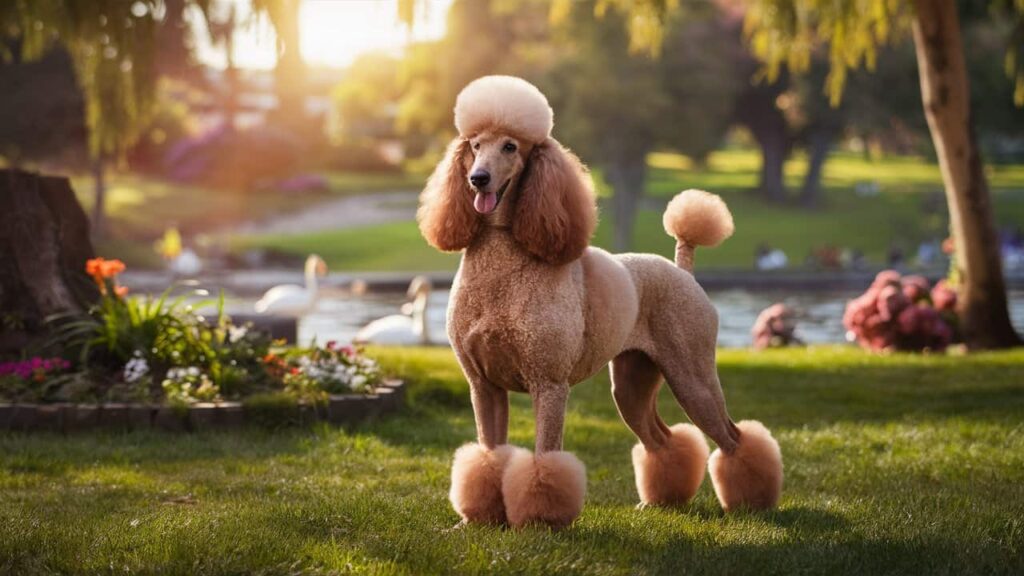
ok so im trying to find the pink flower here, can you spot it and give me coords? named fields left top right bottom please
left=901, top=275, right=931, bottom=302
left=871, top=270, right=902, bottom=291
left=931, top=280, right=958, bottom=312
left=876, top=285, right=909, bottom=322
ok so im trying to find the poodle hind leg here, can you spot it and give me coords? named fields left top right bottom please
left=658, top=351, right=783, bottom=511
left=502, top=383, right=586, bottom=529
left=612, top=350, right=709, bottom=507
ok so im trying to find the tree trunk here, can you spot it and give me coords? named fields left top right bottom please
left=0, top=170, right=99, bottom=354
left=91, top=155, right=106, bottom=239
left=224, top=4, right=240, bottom=132
left=759, top=128, right=788, bottom=203
left=735, top=82, right=790, bottom=203
left=912, top=0, right=1021, bottom=349
left=606, top=153, right=647, bottom=253
left=155, top=0, right=190, bottom=79
left=800, top=125, right=835, bottom=209
left=273, top=0, right=306, bottom=126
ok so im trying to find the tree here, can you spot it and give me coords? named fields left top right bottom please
left=602, top=0, right=1021, bottom=348
left=1, top=0, right=301, bottom=237
left=0, top=42, right=86, bottom=168
left=551, top=1, right=737, bottom=251
left=253, top=0, right=307, bottom=127
left=0, top=170, right=99, bottom=355
left=740, top=0, right=1021, bottom=348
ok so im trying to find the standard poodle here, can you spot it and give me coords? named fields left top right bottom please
left=418, top=75, right=783, bottom=528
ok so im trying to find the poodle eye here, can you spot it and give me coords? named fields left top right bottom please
left=502, top=142, right=517, bottom=153
left=472, top=142, right=481, bottom=151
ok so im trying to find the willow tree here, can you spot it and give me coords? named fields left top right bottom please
left=3, top=0, right=164, bottom=237
left=2, top=0, right=300, bottom=237
left=740, top=0, right=1022, bottom=348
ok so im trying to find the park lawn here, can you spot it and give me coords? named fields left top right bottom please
left=71, top=170, right=428, bottom=267
left=2, top=346, right=1023, bottom=575
left=237, top=149, right=1024, bottom=271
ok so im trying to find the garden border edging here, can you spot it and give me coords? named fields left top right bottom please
left=0, top=379, right=405, bottom=433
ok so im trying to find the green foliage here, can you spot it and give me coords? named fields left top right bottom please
left=741, top=0, right=1024, bottom=107
left=1, top=346, right=1023, bottom=573
left=51, top=280, right=216, bottom=371
left=329, top=52, right=402, bottom=145
left=4, top=0, right=161, bottom=157
left=743, top=0, right=912, bottom=105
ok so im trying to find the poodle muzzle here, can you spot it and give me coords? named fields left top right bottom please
left=472, top=178, right=511, bottom=214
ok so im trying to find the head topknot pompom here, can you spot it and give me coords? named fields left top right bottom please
left=454, top=76, right=553, bottom=144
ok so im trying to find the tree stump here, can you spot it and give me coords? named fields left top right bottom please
left=0, top=169, right=98, bottom=355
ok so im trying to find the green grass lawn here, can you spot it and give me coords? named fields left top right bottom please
left=236, top=149, right=1024, bottom=271
left=71, top=170, right=427, bottom=267
left=2, top=347, right=1023, bottom=574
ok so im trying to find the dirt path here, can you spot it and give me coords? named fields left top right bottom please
left=231, top=191, right=419, bottom=236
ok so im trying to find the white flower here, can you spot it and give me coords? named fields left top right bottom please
left=123, top=355, right=149, bottom=383
left=228, top=325, right=248, bottom=342
left=351, top=375, right=367, bottom=389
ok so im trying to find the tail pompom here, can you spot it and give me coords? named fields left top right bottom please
left=662, top=189, right=734, bottom=247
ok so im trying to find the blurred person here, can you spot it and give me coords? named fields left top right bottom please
left=751, top=303, right=803, bottom=349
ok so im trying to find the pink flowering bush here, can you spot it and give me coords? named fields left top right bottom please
left=843, top=271, right=959, bottom=352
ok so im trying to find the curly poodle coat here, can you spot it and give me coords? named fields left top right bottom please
left=419, top=76, right=783, bottom=528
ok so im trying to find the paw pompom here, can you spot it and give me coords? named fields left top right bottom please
left=450, top=443, right=524, bottom=524
left=708, top=420, right=783, bottom=511
left=632, top=423, right=709, bottom=506
left=502, top=449, right=586, bottom=528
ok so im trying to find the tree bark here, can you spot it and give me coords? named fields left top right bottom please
left=0, top=170, right=98, bottom=354
left=912, top=0, right=1021, bottom=349
left=800, top=125, right=836, bottom=209
left=735, top=82, right=790, bottom=203
left=758, top=127, right=788, bottom=203
left=273, top=0, right=306, bottom=126
left=606, top=153, right=647, bottom=253
left=91, top=155, right=106, bottom=239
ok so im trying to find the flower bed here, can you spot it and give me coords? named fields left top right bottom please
left=0, top=259, right=405, bottom=432
left=0, top=379, right=405, bottom=433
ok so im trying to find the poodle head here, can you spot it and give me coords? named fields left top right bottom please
left=417, top=77, right=596, bottom=265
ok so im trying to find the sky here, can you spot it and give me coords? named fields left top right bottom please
left=193, top=0, right=453, bottom=70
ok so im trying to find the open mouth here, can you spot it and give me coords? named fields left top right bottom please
left=473, top=179, right=510, bottom=214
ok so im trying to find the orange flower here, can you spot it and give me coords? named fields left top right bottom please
left=85, top=257, right=127, bottom=294
left=85, top=258, right=104, bottom=278
left=101, top=259, right=125, bottom=277
left=114, top=285, right=129, bottom=298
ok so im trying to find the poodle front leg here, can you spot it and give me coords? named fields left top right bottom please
left=450, top=379, right=520, bottom=525
left=502, top=383, right=586, bottom=529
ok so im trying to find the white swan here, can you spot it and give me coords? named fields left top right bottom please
left=354, top=276, right=438, bottom=346
left=254, top=255, right=327, bottom=316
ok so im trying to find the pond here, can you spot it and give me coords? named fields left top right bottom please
left=226, top=288, right=1024, bottom=349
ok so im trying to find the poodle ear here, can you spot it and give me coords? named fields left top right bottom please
left=512, top=138, right=597, bottom=265
left=417, top=138, right=480, bottom=252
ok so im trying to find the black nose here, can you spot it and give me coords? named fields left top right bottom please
left=470, top=170, right=491, bottom=189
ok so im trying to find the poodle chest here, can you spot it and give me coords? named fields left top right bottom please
left=447, top=259, right=589, bottom=391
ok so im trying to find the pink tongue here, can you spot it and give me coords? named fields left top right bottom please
left=474, top=192, right=497, bottom=214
